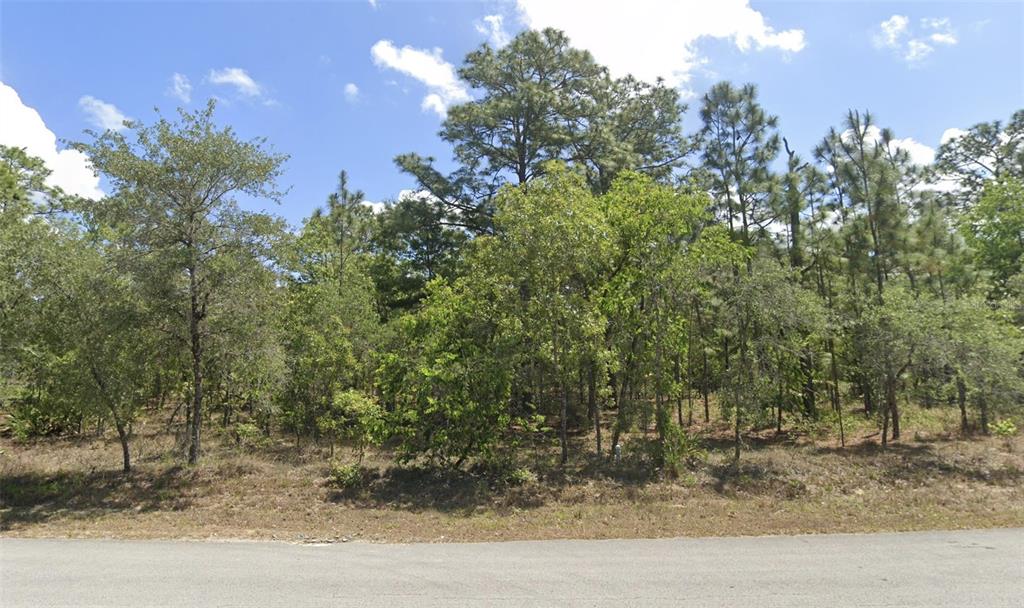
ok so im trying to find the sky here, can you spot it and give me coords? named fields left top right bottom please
left=1, top=0, right=1022, bottom=226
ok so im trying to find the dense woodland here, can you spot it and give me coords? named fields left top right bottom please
left=2, top=29, right=1022, bottom=475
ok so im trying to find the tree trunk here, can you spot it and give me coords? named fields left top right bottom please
left=956, top=374, right=968, bottom=433
left=886, top=370, right=900, bottom=441
left=560, top=383, right=569, bottom=465
left=115, top=422, right=131, bottom=473
left=881, top=401, right=890, bottom=447
left=862, top=379, right=874, bottom=415
left=675, top=354, right=683, bottom=427
left=800, top=350, right=816, bottom=418
left=188, top=265, right=204, bottom=466
left=734, top=404, right=741, bottom=462
left=979, top=394, right=990, bottom=435
left=588, top=362, right=601, bottom=457
left=827, top=338, right=840, bottom=413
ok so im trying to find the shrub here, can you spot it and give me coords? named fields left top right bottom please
left=328, top=462, right=364, bottom=489
left=623, top=424, right=706, bottom=478
left=991, top=418, right=1018, bottom=437
left=991, top=419, right=1018, bottom=452
left=233, top=422, right=268, bottom=451
left=505, top=466, right=538, bottom=486
left=661, top=423, right=707, bottom=477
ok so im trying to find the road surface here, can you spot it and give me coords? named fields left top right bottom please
left=2, top=529, right=1022, bottom=607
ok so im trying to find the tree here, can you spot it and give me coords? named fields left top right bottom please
left=280, top=201, right=380, bottom=445
left=73, top=100, right=288, bottom=464
left=934, top=110, right=1023, bottom=208
left=28, top=236, right=155, bottom=471
left=697, top=82, right=780, bottom=248
left=600, top=171, right=722, bottom=459
left=0, top=147, right=85, bottom=437
left=476, top=164, right=612, bottom=464
left=369, top=191, right=468, bottom=317
left=378, top=279, right=516, bottom=469
left=396, top=28, right=687, bottom=235
left=961, top=177, right=1024, bottom=299
left=1, top=149, right=154, bottom=470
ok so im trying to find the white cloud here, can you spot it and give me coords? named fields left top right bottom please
left=0, top=83, right=103, bottom=199
left=874, top=15, right=909, bottom=49
left=842, top=125, right=935, bottom=166
left=361, top=199, right=387, bottom=214
left=476, top=14, right=511, bottom=48
left=891, top=136, right=935, bottom=166
left=922, top=17, right=957, bottom=45
left=208, top=67, right=263, bottom=97
left=905, top=39, right=934, bottom=63
left=78, top=95, right=129, bottom=132
left=344, top=82, right=360, bottom=102
left=168, top=73, right=192, bottom=104
left=370, top=40, right=470, bottom=117
left=874, top=14, right=957, bottom=66
left=368, top=0, right=377, bottom=8
left=514, top=0, right=805, bottom=89
left=940, top=127, right=967, bottom=145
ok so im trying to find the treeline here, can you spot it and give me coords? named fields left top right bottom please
left=2, top=29, right=1022, bottom=473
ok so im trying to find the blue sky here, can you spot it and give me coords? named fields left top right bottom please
left=2, top=1, right=1021, bottom=226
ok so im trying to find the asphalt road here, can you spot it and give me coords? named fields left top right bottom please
left=2, top=529, right=1022, bottom=607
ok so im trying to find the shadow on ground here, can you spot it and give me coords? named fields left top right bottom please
left=0, top=466, right=197, bottom=530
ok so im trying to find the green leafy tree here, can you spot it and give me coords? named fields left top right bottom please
left=73, top=100, right=288, bottom=464
left=934, top=110, right=1023, bottom=208
left=397, top=28, right=687, bottom=234
left=962, top=177, right=1024, bottom=299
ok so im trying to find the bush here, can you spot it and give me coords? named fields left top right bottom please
left=623, top=424, right=706, bottom=478
left=233, top=422, right=269, bottom=451
left=991, top=418, right=1018, bottom=437
left=661, top=424, right=707, bottom=477
left=7, top=396, right=78, bottom=439
left=328, top=462, right=365, bottom=489
left=505, top=466, right=538, bottom=486
left=992, top=419, right=1018, bottom=451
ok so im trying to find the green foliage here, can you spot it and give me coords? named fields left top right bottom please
left=504, top=466, right=538, bottom=486
left=660, top=424, right=708, bottom=477
left=233, top=422, right=269, bottom=451
left=327, top=462, right=365, bottom=490
left=70, top=99, right=288, bottom=465
left=991, top=419, right=1018, bottom=438
left=962, top=177, right=1024, bottom=298
left=379, top=280, right=514, bottom=469
left=3, top=36, right=1022, bottom=482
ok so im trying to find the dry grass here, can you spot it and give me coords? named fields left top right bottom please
left=1, top=404, right=1022, bottom=543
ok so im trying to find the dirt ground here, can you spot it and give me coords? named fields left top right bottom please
left=2, top=406, right=1022, bottom=543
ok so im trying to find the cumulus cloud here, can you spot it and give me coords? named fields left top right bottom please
left=370, top=40, right=470, bottom=117
left=874, top=15, right=958, bottom=65
left=361, top=199, right=387, bottom=214
left=208, top=67, right=263, bottom=97
left=0, top=83, right=103, bottom=199
left=875, top=14, right=909, bottom=48
left=344, top=82, right=360, bottom=102
left=841, top=125, right=935, bottom=166
left=167, top=73, right=192, bottom=104
left=940, top=127, right=967, bottom=145
left=514, top=0, right=805, bottom=89
left=904, top=39, right=934, bottom=63
left=78, top=95, right=130, bottom=132
left=922, top=18, right=957, bottom=45
left=476, top=14, right=511, bottom=48
left=892, top=135, right=935, bottom=166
